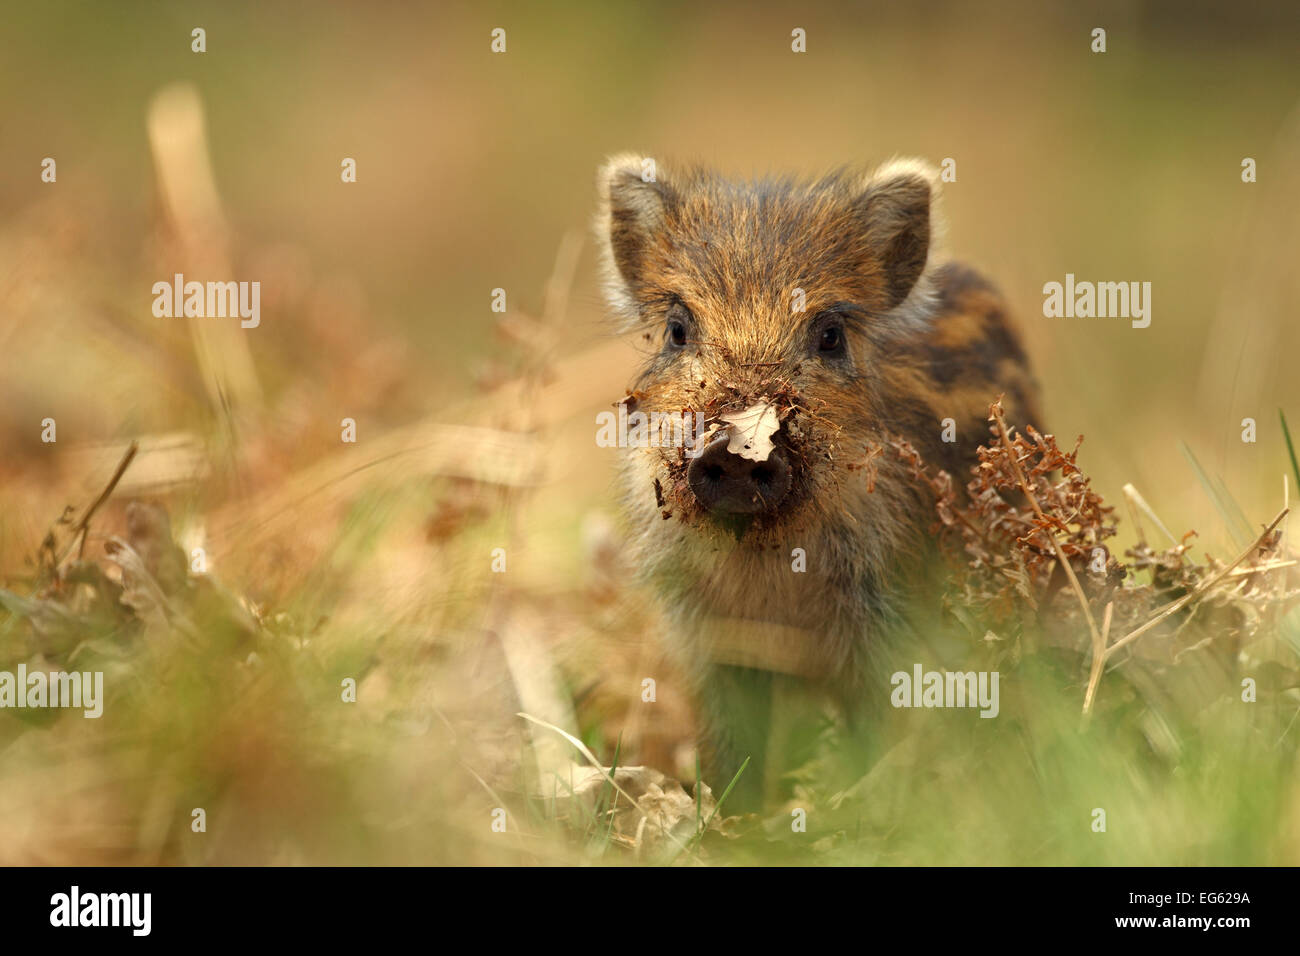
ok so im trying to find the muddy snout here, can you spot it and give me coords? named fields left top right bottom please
left=687, top=431, right=792, bottom=515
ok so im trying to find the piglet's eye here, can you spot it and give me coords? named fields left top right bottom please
left=668, top=320, right=687, bottom=347
left=818, top=326, right=843, bottom=352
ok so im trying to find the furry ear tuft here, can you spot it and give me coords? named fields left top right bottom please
left=595, top=153, right=675, bottom=323
left=858, top=158, right=941, bottom=311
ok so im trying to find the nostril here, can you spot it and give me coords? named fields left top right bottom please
left=686, top=433, right=792, bottom=515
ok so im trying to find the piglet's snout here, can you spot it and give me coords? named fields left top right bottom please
left=686, top=431, right=791, bottom=515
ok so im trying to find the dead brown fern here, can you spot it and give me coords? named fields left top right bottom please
left=892, top=398, right=1299, bottom=714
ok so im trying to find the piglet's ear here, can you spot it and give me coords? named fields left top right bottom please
left=596, top=154, right=676, bottom=320
left=857, top=158, right=937, bottom=310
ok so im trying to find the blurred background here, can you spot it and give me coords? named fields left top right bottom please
left=0, top=0, right=1298, bottom=864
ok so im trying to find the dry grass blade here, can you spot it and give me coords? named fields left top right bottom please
left=516, top=712, right=645, bottom=812
left=147, top=82, right=261, bottom=415
left=1122, top=482, right=1179, bottom=548
left=1102, top=508, right=1289, bottom=662
left=61, top=439, right=139, bottom=563
left=1083, top=601, right=1115, bottom=716
left=516, top=712, right=702, bottom=861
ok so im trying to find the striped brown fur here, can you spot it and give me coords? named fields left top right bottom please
left=595, top=155, right=1041, bottom=804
